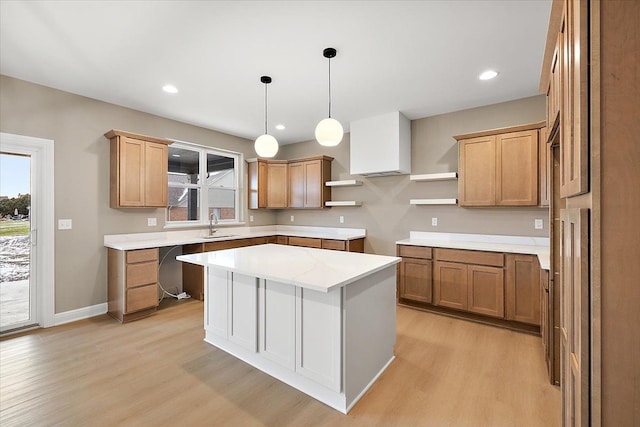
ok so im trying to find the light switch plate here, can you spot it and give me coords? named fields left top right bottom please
left=339, top=216, right=344, bottom=224
left=147, top=218, right=157, bottom=227
left=432, top=217, right=438, bottom=227
left=290, top=215, right=294, bottom=222
left=535, top=219, right=544, bottom=229
left=58, top=219, right=72, bottom=230
left=249, top=215, right=254, bottom=222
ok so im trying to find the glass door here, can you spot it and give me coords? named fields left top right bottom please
left=0, top=152, right=36, bottom=332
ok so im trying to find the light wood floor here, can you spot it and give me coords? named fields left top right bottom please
left=0, top=300, right=560, bottom=426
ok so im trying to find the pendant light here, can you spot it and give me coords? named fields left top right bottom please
left=254, top=75, right=279, bottom=158
left=315, top=47, right=344, bottom=147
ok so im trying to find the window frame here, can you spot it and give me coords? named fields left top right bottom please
left=164, top=140, right=243, bottom=228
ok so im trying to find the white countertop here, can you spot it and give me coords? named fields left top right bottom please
left=104, top=225, right=366, bottom=251
left=177, top=244, right=400, bottom=293
left=396, top=232, right=550, bottom=270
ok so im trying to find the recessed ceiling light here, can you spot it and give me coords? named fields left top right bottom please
left=162, top=84, right=178, bottom=94
left=275, top=124, right=286, bottom=130
left=478, top=70, right=499, bottom=80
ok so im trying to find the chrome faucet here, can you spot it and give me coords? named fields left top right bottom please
left=209, top=212, right=218, bottom=236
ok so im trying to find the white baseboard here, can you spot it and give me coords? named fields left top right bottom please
left=54, top=303, right=108, bottom=326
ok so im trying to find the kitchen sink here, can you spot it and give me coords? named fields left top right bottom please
left=201, top=234, right=239, bottom=240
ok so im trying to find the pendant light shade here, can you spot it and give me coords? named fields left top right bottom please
left=315, top=118, right=344, bottom=147
left=254, top=134, right=279, bottom=157
left=316, top=47, right=343, bottom=147
left=254, top=75, right=279, bottom=158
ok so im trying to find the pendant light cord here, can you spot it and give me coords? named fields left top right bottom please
left=328, top=57, right=332, bottom=118
left=264, top=82, right=268, bottom=134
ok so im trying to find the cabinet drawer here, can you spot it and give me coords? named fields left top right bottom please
left=126, top=248, right=158, bottom=264
left=398, top=245, right=432, bottom=259
left=434, top=248, right=503, bottom=267
left=321, top=239, right=346, bottom=251
left=288, top=236, right=322, bottom=248
left=126, top=284, right=158, bottom=313
left=126, top=261, right=158, bottom=288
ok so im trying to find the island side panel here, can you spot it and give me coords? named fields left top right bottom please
left=343, top=265, right=397, bottom=409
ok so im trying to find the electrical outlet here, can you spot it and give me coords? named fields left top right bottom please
left=147, top=218, right=157, bottom=227
left=249, top=215, right=254, bottom=222
left=339, top=216, right=344, bottom=224
left=58, top=219, right=72, bottom=230
left=432, top=217, right=438, bottom=227
left=535, top=219, right=544, bottom=229
left=290, top=215, right=294, bottom=222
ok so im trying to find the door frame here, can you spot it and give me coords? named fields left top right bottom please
left=0, top=132, right=55, bottom=328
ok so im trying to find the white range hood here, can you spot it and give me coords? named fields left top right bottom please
left=350, top=111, right=411, bottom=177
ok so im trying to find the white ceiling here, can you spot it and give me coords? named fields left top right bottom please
left=0, top=0, right=551, bottom=145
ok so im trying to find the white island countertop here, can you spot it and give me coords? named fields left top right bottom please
left=104, top=225, right=366, bottom=251
left=177, top=244, right=400, bottom=293
left=397, top=231, right=550, bottom=270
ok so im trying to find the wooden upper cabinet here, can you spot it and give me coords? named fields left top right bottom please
left=547, top=30, right=562, bottom=134
left=539, top=127, right=551, bottom=207
left=288, top=162, right=304, bottom=208
left=496, top=130, right=539, bottom=206
left=288, top=156, right=332, bottom=209
left=457, top=123, right=542, bottom=207
left=458, top=136, right=496, bottom=206
left=105, top=130, right=170, bottom=208
left=267, top=162, right=288, bottom=208
left=560, top=0, right=589, bottom=198
left=248, top=159, right=268, bottom=209
left=248, top=156, right=332, bottom=210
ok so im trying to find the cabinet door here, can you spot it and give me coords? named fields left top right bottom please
left=248, top=160, right=267, bottom=209
left=259, top=279, right=296, bottom=370
left=540, top=270, right=550, bottom=376
left=398, top=258, right=432, bottom=304
left=296, top=287, right=342, bottom=392
left=458, top=136, right=496, bottom=206
left=303, top=160, right=322, bottom=208
left=467, top=265, right=504, bottom=318
left=560, top=208, right=589, bottom=426
left=144, top=141, right=168, bottom=207
left=228, top=273, right=258, bottom=352
left=267, top=163, right=288, bottom=208
left=119, top=137, right=145, bottom=207
left=505, top=254, right=541, bottom=325
left=496, top=130, right=538, bottom=206
left=560, top=0, right=588, bottom=198
left=433, top=261, right=467, bottom=311
left=539, top=127, right=550, bottom=207
left=287, top=162, right=304, bottom=208
left=206, top=268, right=229, bottom=339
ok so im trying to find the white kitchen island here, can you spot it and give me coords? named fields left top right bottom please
left=176, top=244, right=400, bottom=414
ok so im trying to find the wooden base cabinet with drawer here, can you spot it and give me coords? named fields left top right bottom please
left=398, top=245, right=541, bottom=333
left=107, top=248, right=159, bottom=323
left=397, top=246, right=433, bottom=304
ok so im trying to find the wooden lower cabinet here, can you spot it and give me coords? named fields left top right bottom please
left=506, top=254, right=541, bottom=325
left=398, top=257, right=432, bottom=304
left=467, top=265, right=504, bottom=318
left=399, top=245, right=545, bottom=331
left=108, top=248, right=159, bottom=323
left=433, top=261, right=468, bottom=311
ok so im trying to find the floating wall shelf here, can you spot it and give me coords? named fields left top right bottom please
left=410, top=198, right=458, bottom=205
left=409, top=172, right=458, bottom=181
left=325, top=180, right=363, bottom=187
left=325, top=201, right=363, bottom=207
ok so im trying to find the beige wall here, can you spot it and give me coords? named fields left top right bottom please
left=0, top=75, right=547, bottom=313
left=0, top=75, right=277, bottom=313
left=276, top=95, right=549, bottom=256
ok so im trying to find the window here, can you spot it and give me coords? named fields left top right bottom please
left=166, top=141, right=241, bottom=226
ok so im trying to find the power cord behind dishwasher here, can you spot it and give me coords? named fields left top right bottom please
left=158, top=245, right=191, bottom=303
